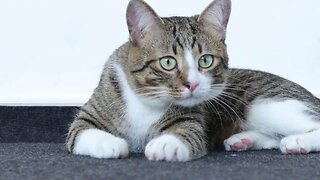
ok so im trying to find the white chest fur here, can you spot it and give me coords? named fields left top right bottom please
left=114, top=64, right=167, bottom=152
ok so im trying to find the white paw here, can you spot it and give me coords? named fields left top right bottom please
left=224, top=135, right=252, bottom=152
left=280, top=135, right=310, bottom=154
left=145, top=134, right=190, bottom=162
left=74, top=129, right=129, bottom=158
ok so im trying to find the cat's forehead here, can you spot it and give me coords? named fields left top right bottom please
left=162, top=16, right=200, bottom=36
left=159, top=16, right=205, bottom=53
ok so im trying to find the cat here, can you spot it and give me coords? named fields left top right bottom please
left=66, top=0, right=320, bottom=162
left=66, top=0, right=214, bottom=161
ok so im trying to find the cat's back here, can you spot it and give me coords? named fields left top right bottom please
left=227, top=68, right=319, bottom=103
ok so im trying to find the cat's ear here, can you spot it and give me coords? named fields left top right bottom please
left=198, top=0, right=231, bottom=38
left=126, top=0, right=164, bottom=46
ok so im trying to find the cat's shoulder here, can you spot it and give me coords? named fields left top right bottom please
left=109, top=42, right=130, bottom=62
left=103, top=42, right=130, bottom=70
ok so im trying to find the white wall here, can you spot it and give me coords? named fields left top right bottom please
left=0, top=0, right=320, bottom=105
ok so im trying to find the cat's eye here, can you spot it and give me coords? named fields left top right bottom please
left=199, top=55, right=214, bottom=69
left=159, top=56, right=177, bottom=71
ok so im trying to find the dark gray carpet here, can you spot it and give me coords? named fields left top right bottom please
left=0, top=106, right=78, bottom=143
left=1, top=106, right=320, bottom=180
left=1, top=143, right=320, bottom=180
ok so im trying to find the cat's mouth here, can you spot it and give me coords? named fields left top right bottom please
left=175, top=96, right=205, bottom=107
left=173, top=87, right=225, bottom=107
left=174, top=92, right=206, bottom=107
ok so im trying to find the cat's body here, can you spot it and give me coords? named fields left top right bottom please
left=206, top=69, right=320, bottom=153
left=66, top=0, right=320, bottom=161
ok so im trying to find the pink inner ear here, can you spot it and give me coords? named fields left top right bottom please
left=126, top=0, right=162, bottom=44
left=219, top=1, right=231, bottom=28
left=127, top=1, right=160, bottom=44
left=200, top=0, right=231, bottom=34
left=127, top=7, right=145, bottom=41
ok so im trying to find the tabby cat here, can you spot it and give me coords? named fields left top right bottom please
left=66, top=0, right=320, bottom=161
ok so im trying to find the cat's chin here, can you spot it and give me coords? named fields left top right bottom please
left=174, top=97, right=205, bottom=108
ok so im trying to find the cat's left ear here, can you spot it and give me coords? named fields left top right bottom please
left=126, top=0, right=164, bottom=46
left=198, top=0, right=231, bottom=38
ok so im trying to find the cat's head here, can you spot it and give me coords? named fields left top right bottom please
left=126, top=0, right=231, bottom=107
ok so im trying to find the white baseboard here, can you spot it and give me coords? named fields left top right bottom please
left=0, top=98, right=85, bottom=106
left=0, top=103, right=83, bottom=106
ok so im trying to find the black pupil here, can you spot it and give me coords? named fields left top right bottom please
left=203, top=57, right=207, bottom=64
left=166, top=59, right=170, bottom=65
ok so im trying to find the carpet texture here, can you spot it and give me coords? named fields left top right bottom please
left=1, top=106, right=320, bottom=180
left=0, top=106, right=78, bottom=143
left=1, top=143, right=320, bottom=180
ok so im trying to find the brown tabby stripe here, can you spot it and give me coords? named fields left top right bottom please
left=78, top=109, right=109, bottom=131
left=178, top=133, right=193, bottom=149
left=149, top=66, right=164, bottom=77
left=77, top=117, right=99, bottom=128
left=176, top=37, right=184, bottom=49
left=90, top=99, right=117, bottom=133
left=191, top=36, right=197, bottom=48
left=187, top=18, right=197, bottom=34
left=159, top=117, right=200, bottom=132
left=172, top=44, right=177, bottom=55
left=131, top=59, right=157, bottom=73
left=166, top=18, right=177, bottom=36
left=221, top=59, right=228, bottom=69
left=66, top=129, right=74, bottom=144
left=178, top=133, right=203, bottom=154
left=90, top=102, right=105, bottom=120
left=79, top=108, right=99, bottom=121
left=263, top=91, right=282, bottom=99
left=67, top=109, right=100, bottom=139
left=109, top=70, right=121, bottom=96
left=66, top=116, right=99, bottom=142
left=166, top=18, right=186, bottom=51
left=145, top=78, right=161, bottom=86
left=70, top=128, right=83, bottom=152
left=197, top=43, right=202, bottom=54
left=190, top=130, right=205, bottom=149
left=68, top=125, right=88, bottom=152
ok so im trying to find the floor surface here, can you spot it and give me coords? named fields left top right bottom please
left=1, top=143, right=319, bottom=180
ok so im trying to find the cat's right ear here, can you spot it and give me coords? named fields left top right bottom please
left=126, top=0, right=164, bottom=46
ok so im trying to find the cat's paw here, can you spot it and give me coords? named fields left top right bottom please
left=224, top=136, right=253, bottom=152
left=145, top=134, right=190, bottom=162
left=280, top=135, right=310, bottom=154
left=74, top=128, right=129, bottom=158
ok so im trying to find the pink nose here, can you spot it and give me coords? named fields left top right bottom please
left=184, top=82, right=199, bottom=92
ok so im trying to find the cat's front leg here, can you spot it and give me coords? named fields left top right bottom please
left=145, top=116, right=207, bottom=162
left=66, top=115, right=129, bottom=159
left=73, top=128, right=129, bottom=159
left=66, top=103, right=129, bottom=158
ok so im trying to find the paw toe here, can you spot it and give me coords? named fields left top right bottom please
left=225, top=137, right=252, bottom=152
left=280, top=136, right=310, bottom=154
left=145, top=135, right=190, bottom=162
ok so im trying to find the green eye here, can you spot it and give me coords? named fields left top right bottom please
left=159, top=56, right=177, bottom=71
left=199, top=55, right=214, bottom=69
